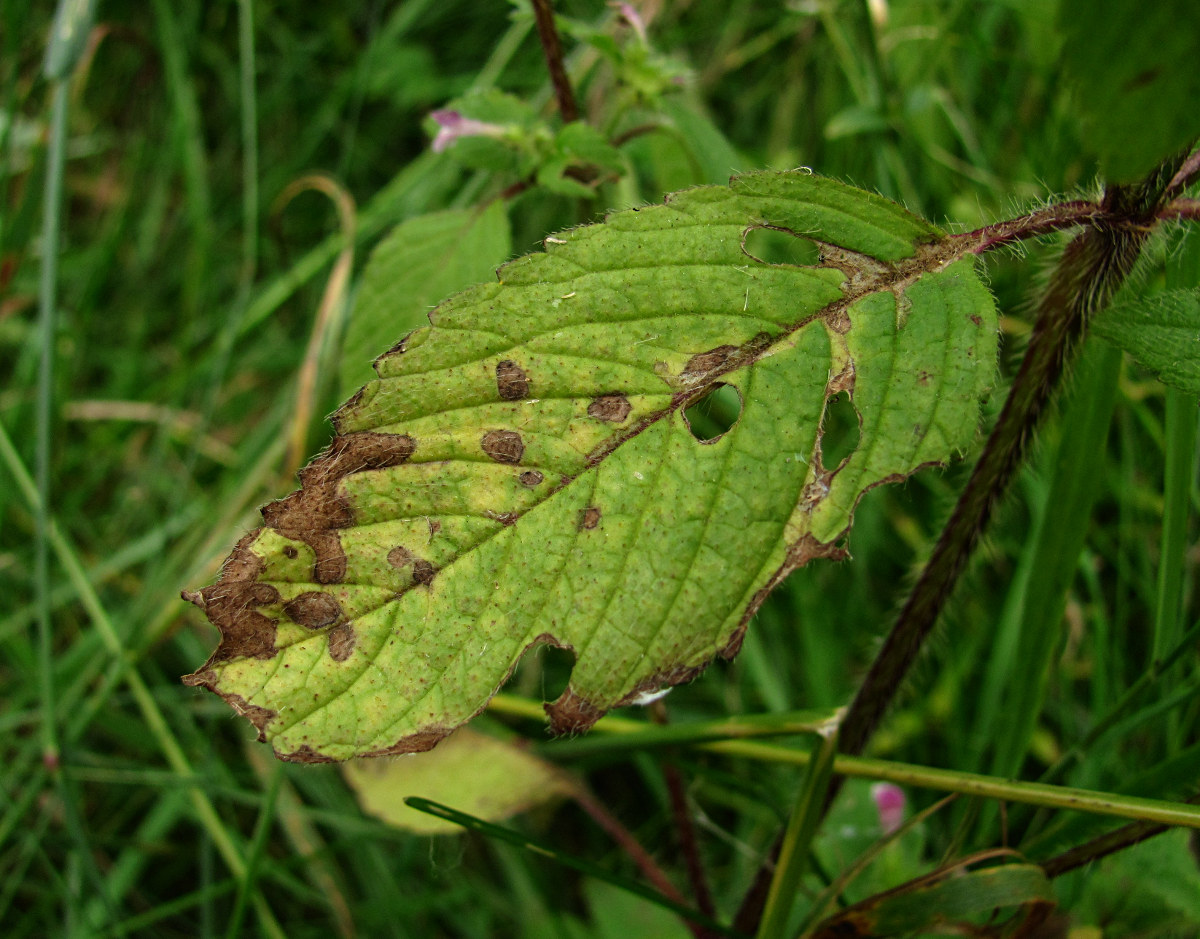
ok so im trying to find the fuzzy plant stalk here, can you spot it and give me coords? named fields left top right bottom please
left=836, top=153, right=1191, bottom=763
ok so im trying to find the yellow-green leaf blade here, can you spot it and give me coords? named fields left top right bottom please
left=184, top=171, right=997, bottom=762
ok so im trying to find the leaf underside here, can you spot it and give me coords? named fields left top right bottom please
left=184, top=171, right=998, bottom=762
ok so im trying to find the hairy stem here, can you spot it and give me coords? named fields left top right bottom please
left=733, top=153, right=1193, bottom=934
left=530, top=0, right=578, bottom=123
left=835, top=166, right=1180, bottom=764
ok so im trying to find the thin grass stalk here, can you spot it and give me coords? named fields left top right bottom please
left=755, top=723, right=839, bottom=939
left=0, top=420, right=288, bottom=939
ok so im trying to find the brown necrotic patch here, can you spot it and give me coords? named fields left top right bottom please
left=587, top=394, right=631, bottom=423
left=282, top=545, right=298, bottom=559
left=327, top=623, right=356, bottom=662
left=481, top=429, right=525, bottom=464
left=283, top=591, right=343, bottom=630
left=495, top=360, right=530, bottom=400
left=387, top=545, right=414, bottom=569
left=412, top=559, right=436, bottom=586
left=578, top=506, right=601, bottom=530
left=519, top=470, right=544, bottom=487
left=262, top=432, right=416, bottom=585
left=682, top=345, right=738, bottom=379
left=183, top=533, right=279, bottom=666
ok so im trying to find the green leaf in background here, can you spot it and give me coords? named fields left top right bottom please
left=339, top=202, right=512, bottom=399
left=183, top=171, right=997, bottom=762
left=1063, top=829, right=1200, bottom=934
left=1057, top=0, right=1200, bottom=182
left=1091, top=288, right=1200, bottom=393
left=811, top=863, right=1054, bottom=937
left=342, top=727, right=570, bottom=835
left=581, top=880, right=692, bottom=939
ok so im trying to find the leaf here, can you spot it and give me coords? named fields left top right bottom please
left=810, top=863, right=1055, bottom=938
left=342, top=727, right=570, bottom=835
left=1067, top=830, right=1200, bottom=933
left=582, top=880, right=692, bottom=939
left=1091, top=289, right=1200, bottom=393
left=183, top=171, right=997, bottom=762
left=340, top=204, right=512, bottom=399
left=1057, top=0, right=1200, bottom=182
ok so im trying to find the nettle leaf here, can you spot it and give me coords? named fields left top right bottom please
left=183, top=171, right=997, bottom=762
left=1091, top=288, right=1200, bottom=393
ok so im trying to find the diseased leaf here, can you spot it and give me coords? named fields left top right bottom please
left=183, top=171, right=998, bottom=762
left=1091, top=288, right=1200, bottom=393
left=343, top=728, right=570, bottom=835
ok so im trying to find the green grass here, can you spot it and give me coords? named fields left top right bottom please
left=2, top=1, right=1198, bottom=936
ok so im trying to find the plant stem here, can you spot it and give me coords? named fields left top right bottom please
left=530, top=0, right=578, bottom=122
left=835, top=165, right=1184, bottom=767
left=1040, top=792, right=1200, bottom=878
left=755, top=723, right=839, bottom=939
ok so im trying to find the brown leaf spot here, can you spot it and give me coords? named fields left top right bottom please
left=546, top=688, right=607, bottom=736
left=578, top=506, right=601, bottom=530
left=412, top=559, right=436, bottom=586
left=519, top=470, right=544, bottom=487
left=969, top=313, right=983, bottom=327
left=481, top=429, right=524, bottom=464
left=917, top=370, right=932, bottom=386
left=222, top=692, right=276, bottom=741
left=248, top=583, right=281, bottom=605
left=495, top=360, right=530, bottom=400
left=264, top=432, right=415, bottom=586
left=327, top=623, right=356, bottom=662
left=283, top=592, right=343, bottom=630
left=299, top=432, right=416, bottom=485
left=587, top=394, right=632, bottom=423
left=184, top=533, right=278, bottom=664
left=387, top=545, right=414, bottom=569
left=282, top=545, right=298, bottom=559
left=826, top=362, right=855, bottom=395
left=683, top=345, right=737, bottom=378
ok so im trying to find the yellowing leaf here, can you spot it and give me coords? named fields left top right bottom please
left=184, top=171, right=997, bottom=762
left=343, top=728, right=570, bottom=835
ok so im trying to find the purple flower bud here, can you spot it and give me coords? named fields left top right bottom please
left=871, top=782, right=906, bottom=834
left=429, top=110, right=507, bottom=153
left=613, top=2, right=647, bottom=43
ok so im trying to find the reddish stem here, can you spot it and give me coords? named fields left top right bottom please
left=530, top=0, right=579, bottom=123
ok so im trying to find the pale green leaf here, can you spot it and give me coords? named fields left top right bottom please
left=184, top=171, right=997, bottom=762
left=342, top=728, right=570, bottom=835
left=340, top=203, right=512, bottom=398
left=1092, top=289, right=1200, bottom=393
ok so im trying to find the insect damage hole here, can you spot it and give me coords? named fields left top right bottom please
left=683, top=383, right=743, bottom=443
left=742, top=226, right=823, bottom=267
left=819, top=392, right=860, bottom=469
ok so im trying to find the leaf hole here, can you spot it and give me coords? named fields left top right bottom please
left=819, top=392, right=860, bottom=469
left=684, top=383, right=743, bottom=443
left=743, top=226, right=823, bottom=267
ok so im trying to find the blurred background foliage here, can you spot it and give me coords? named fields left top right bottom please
left=2, top=1, right=1197, bottom=935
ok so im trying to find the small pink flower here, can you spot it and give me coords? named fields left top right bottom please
left=613, top=2, right=647, bottom=44
left=429, top=110, right=507, bottom=153
left=871, top=782, right=906, bottom=834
